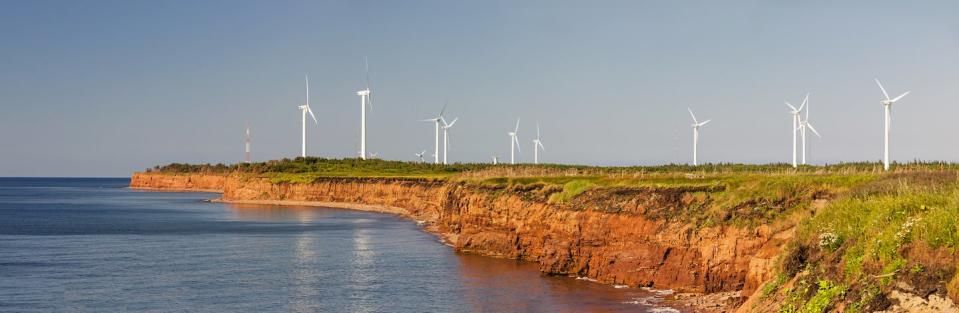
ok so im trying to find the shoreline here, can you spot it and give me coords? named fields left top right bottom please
left=130, top=173, right=756, bottom=313
left=128, top=186, right=223, bottom=193
left=214, top=197, right=700, bottom=312
left=211, top=198, right=410, bottom=215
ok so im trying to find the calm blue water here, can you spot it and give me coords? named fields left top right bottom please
left=0, top=178, right=665, bottom=312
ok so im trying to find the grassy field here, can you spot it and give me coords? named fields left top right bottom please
left=149, top=158, right=959, bottom=310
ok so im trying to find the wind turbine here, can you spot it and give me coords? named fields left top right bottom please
left=245, top=122, right=252, bottom=164
left=415, top=150, right=426, bottom=163
left=355, top=57, right=374, bottom=160
left=796, top=100, right=821, bottom=165
left=491, top=155, right=498, bottom=165
left=532, top=123, right=545, bottom=164
left=875, top=79, right=911, bottom=171
left=508, top=119, right=521, bottom=164
left=687, top=108, right=711, bottom=166
left=785, top=94, right=808, bottom=168
left=298, top=75, right=318, bottom=157
left=441, top=117, right=458, bottom=165
left=419, top=103, right=447, bottom=164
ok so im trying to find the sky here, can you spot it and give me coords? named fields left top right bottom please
left=1, top=0, right=958, bottom=177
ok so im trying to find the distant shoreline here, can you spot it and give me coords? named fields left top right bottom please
left=128, top=186, right=222, bottom=193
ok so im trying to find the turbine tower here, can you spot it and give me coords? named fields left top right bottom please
left=796, top=100, right=821, bottom=165
left=875, top=79, right=911, bottom=171
left=785, top=94, right=808, bottom=168
left=355, top=57, right=374, bottom=160
left=419, top=103, right=447, bottom=164
left=532, top=123, right=545, bottom=164
left=508, top=118, right=521, bottom=164
left=245, top=122, right=251, bottom=163
left=298, top=75, right=318, bottom=157
left=441, top=117, right=458, bottom=165
left=687, top=108, right=711, bottom=166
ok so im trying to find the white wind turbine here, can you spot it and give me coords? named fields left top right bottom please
left=796, top=100, right=821, bottom=165
left=875, top=79, right=911, bottom=171
left=687, top=108, right=711, bottom=166
left=508, top=119, right=521, bottom=164
left=441, top=117, right=458, bottom=165
left=785, top=93, right=808, bottom=168
left=419, top=103, right=447, bottom=164
left=298, top=75, right=318, bottom=157
left=491, top=155, right=499, bottom=165
left=415, top=150, right=426, bottom=163
left=355, top=57, right=374, bottom=160
left=532, top=123, right=545, bottom=164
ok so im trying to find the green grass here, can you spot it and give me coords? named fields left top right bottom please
left=548, top=180, right=597, bottom=203
left=764, top=172, right=959, bottom=311
left=800, top=280, right=846, bottom=313
left=798, top=184, right=959, bottom=280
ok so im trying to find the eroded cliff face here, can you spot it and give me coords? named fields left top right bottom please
left=131, top=172, right=790, bottom=296
left=130, top=172, right=226, bottom=192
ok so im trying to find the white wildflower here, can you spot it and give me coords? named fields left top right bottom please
left=819, top=232, right=839, bottom=249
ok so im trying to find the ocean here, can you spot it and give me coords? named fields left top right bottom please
left=0, top=178, right=670, bottom=312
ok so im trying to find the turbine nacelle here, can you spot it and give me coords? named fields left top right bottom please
left=875, top=78, right=909, bottom=106
left=785, top=94, right=807, bottom=115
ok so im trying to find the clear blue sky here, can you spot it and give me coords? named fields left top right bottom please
left=2, top=1, right=958, bottom=177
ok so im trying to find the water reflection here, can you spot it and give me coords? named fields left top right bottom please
left=291, top=230, right=319, bottom=312
left=348, top=222, right=379, bottom=313
left=226, top=204, right=330, bottom=222
left=455, top=253, right=655, bottom=313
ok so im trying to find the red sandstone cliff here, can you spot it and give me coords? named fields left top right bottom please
left=129, top=172, right=791, bottom=298
left=130, top=172, right=226, bottom=192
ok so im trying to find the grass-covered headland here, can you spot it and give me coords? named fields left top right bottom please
left=146, top=158, right=959, bottom=311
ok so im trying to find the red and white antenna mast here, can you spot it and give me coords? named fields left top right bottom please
left=245, top=123, right=251, bottom=163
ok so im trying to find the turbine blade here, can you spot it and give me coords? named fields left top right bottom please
left=875, top=78, right=890, bottom=100
left=446, top=117, right=458, bottom=128
left=439, top=101, right=448, bottom=117
left=364, top=56, right=370, bottom=90
left=699, top=119, right=711, bottom=126
left=687, top=108, right=698, bottom=123
left=305, top=75, right=310, bottom=105
left=536, top=123, right=540, bottom=139
left=892, top=91, right=910, bottom=102
left=798, top=93, right=808, bottom=112
left=807, top=123, right=821, bottom=137
left=514, top=118, right=521, bottom=133
left=785, top=101, right=798, bottom=112
left=367, top=92, right=373, bottom=111
left=419, top=118, right=436, bottom=122
left=364, top=57, right=373, bottom=111
left=538, top=141, right=545, bottom=150
left=307, top=106, right=318, bottom=124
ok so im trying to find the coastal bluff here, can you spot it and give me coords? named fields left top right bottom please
left=130, top=172, right=789, bottom=299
